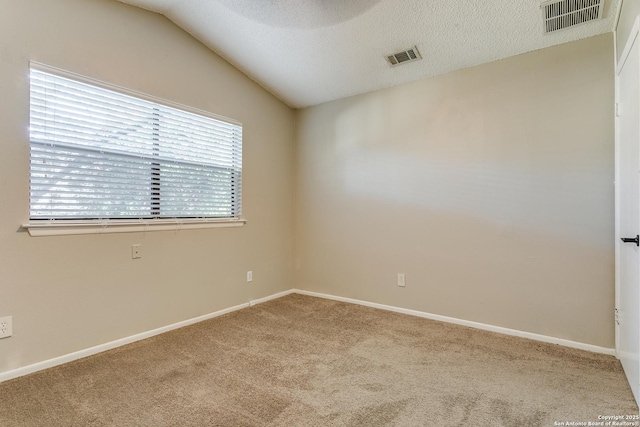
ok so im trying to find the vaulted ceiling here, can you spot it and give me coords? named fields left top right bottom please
left=117, top=0, right=621, bottom=108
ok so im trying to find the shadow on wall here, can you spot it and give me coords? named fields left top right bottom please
left=297, top=196, right=613, bottom=341
left=324, top=78, right=611, bottom=249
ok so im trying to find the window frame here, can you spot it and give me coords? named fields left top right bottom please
left=23, top=62, right=246, bottom=236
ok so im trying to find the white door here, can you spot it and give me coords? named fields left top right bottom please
left=617, top=19, right=640, bottom=406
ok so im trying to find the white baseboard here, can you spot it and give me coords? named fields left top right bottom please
left=249, top=289, right=294, bottom=306
left=0, top=287, right=615, bottom=383
left=0, top=289, right=294, bottom=384
left=293, top=289, right=616, bottom=356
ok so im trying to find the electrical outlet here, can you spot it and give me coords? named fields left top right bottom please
left=132, top=244, right=142, bottom=259
left=247, top=271, right=253, bottom=283
left=397, top=273, right=406, bottom=287
left=0, top=316, right=13, bottom=339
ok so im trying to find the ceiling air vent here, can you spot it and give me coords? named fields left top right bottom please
left=542, top=0, right=603, bottom=33
left=386, top=47, right=421, bottom=67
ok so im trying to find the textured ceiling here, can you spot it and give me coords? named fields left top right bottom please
left=117, top=0, right=621, bottom=108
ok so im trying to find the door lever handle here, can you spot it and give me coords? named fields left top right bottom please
left=621, top=235, right=640, bottom=246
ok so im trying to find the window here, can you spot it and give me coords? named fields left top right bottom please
left=28, top=64, right=242, bottom=225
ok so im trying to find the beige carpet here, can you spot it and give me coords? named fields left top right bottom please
left=0, top=294, right=636, bottom=426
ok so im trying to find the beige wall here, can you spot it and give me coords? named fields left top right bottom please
left=616, top=0, right=640, bottom=61
left=0, top=0, right=295, bottom=374
left=295, top=34, right=615, bottom=347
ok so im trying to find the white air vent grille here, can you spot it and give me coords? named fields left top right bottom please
left=542, top=0, right=603, bottom=33
left=387, top=47, right=421, bottom=67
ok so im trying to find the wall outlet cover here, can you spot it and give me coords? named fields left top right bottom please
left=0, top=316, right=13, bottom=339
left=397, top=273, right=406, bottom=287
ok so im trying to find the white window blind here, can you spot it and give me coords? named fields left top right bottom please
left=29, top=65, right=242, bottom=221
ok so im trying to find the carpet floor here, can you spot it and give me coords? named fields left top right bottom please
left=0, top=294, right=637, bottom=426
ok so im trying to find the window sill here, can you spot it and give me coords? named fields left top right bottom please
left=21, top=218, right=247, bottom=237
